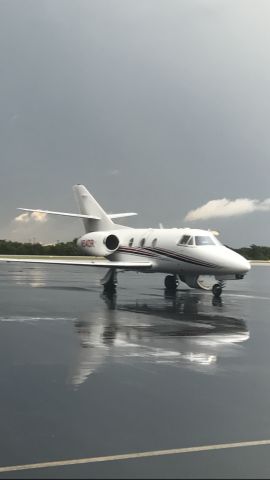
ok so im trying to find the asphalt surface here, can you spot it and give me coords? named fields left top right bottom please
left=0, top=264, right=269, bottom=478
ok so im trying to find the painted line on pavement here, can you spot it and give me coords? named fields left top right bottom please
left=1, top=439, right=270, bottom=473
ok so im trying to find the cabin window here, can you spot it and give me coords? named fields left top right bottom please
left=152, top=238, right=157, bottom=248
left=177, top=235, right=191, bottom=246
left=129, top=238, right=134, bottom=247
left=195, top=236, right=215, bottom=246
left=140, top=238, right=146, bottom=248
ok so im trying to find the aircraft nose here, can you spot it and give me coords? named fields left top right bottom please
left=238, top=256, right=251, bottom=273
left=226, top=250, right=251, bottom=275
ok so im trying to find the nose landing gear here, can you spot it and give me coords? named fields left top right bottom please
left=212, top=281, right=225, bottom=297
left=164, top=275, right=179, bottom=291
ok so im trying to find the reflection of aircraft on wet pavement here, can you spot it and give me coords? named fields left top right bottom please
left=70, top=292, right=249, bottom=388
left=0, top=184, right=250, bottom=297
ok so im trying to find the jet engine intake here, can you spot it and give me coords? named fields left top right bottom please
left=104, top=234, right=119, bottom=251
left=78, top=232, right=120, bottom=257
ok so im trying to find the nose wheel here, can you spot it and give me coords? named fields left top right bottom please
left=212, top=281, right=224, bottom=297
left=164, top=275, right=179, bottom=291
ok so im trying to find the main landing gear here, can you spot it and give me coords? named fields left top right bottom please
left=164, top=275, right=179, bottom=291
left=101, top=270, right=225, bottom=298
left=164, top=275, right=225, bottom=298
left=101, top=268, right=118, bottom=293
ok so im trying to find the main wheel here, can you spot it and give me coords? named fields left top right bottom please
left=101, top=268, right=118, bottom=292
left=103, top=280, right=117, bottom=293
left=164, top=275, right=179, bottom=290
left=212, top=283, right=222, bottom=297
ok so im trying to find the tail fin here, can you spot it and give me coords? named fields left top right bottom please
left=73, top=184, right=115, bottom=233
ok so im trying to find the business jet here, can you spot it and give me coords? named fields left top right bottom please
left=0, top=184, right=251, bottom=297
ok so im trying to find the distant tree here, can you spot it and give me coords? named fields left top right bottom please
left=0, top=239, right=81, bottom=256
left=233, top=244, right=270, bottom=260
left=0, top=239, right=269, bottom=259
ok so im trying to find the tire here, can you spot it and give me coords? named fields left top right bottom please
left=212, top=283, right=222, bottom=297
left=164, top=275, right=178, bottom=290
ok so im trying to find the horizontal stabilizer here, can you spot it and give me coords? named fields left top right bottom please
left=18, top=209, right=137, bottom=221
left=18, top=208, right=101, bottom=220
left=108, top=212, right=137, bottom=219
left=0, top=258, right=152, bottom=269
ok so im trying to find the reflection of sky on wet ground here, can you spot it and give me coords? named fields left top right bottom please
left=0, top=291, right=249, bottom=388
left=0, top=264, right=250, bottom=388
left=71, top=291, right=249, bottom=387
left=1, top=265, right=270, bottom=477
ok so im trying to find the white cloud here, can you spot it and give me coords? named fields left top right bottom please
left=15, top=213, right=30, bottom=223
left=30, top=211, right=48, bottom=223
left=185, top=198, right=270, bottom=221
left=14, top=212, right=48, bottom=223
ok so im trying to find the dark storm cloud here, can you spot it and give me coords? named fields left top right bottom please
left=0, top=0, right=270, bottom=246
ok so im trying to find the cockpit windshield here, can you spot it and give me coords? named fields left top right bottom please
left=178, top=235, right=192, bottom=245
left=178, top=234, right=220, bottom=246
left=195, top=236, right=215, bottom=246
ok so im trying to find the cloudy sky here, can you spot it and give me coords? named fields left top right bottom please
left=0, top=0, right=270, bottom=247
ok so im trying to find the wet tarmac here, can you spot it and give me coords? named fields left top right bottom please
left=0, top=264, right=270, bottom=478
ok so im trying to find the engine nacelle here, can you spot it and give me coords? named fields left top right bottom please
left=77, top=232, right=120, bottom=257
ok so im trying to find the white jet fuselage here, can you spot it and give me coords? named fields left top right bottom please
left=78, top=227, right=250, bottom=279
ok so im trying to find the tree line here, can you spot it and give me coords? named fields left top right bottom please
left=233, top=244, right=270, bottom=260
left=0, top=239, right=269, bottom=260
left=0, top=239, right=80, bottom=256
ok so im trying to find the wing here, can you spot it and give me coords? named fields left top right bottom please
left=0, top=257, right=152, bottom=269
left=18, top=209, right=137, bottom=220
